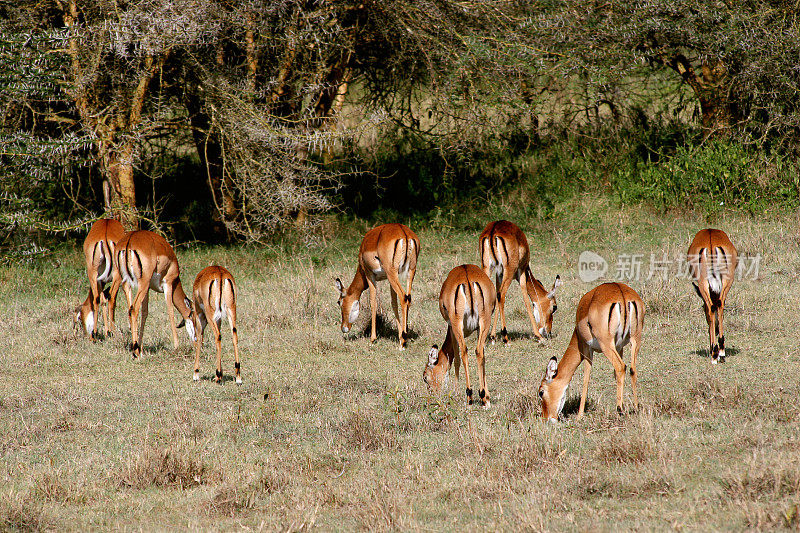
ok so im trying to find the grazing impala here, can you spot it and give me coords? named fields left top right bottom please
left=539, top=282, right=644, bottom=421
left=479, top=220, right=561, bottom=344
left=688, top=229, right=738, bottom=364
left=335, top=223, right=420, bottom=350
left=115, top=230, right=196, bottom=358
left=423, top=264, right=496, bottom=407
left=192, top=266, right=241, bottom=384
left=75, top=218, right=126, bottom=339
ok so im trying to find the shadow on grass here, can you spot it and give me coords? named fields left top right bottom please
left=358, top=313, right=420, bottom=342
left=495, top=330, right=558, bottom=344
left=562, top=394, right=595, bottom=419
left=690, top=346, right=740, bottom=360
left=195, top=373, right=239, bottom=384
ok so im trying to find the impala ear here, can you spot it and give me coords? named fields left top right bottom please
left=544, top=356, right=558, bottom=383
left=428, top=345, right=439, bottom=367
left=335, top=278, right=344, bottom=294
left=547, top=275, right=562, bottom=300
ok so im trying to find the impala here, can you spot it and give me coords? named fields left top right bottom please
left=335, top=223, right=420, bottom=350
left=75, top=218, right=126, bottom=339
left=539, top=282, right=644, bottom=421
left=479, top=220, right=561, bottom=344
left=192, top=266, right=241, bottom=384
left=115, top=230, right=196, bottom=358
left=687, top=229, right=738, bottom=364
left=423, top=264, right=496, bottom=407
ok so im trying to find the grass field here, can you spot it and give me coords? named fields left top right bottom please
left=1, top=195, right=799, bottom=531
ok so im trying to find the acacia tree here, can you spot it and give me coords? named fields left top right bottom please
left=531, top=0, right=800, bottom=141
left=3, top=0, right=549, bottom=241
left=51, top=0, right=222, bottom=228
left=179, top=0, right=534, bottom=239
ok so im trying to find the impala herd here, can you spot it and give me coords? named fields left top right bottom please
left=75, top=219, right=737, bottom=421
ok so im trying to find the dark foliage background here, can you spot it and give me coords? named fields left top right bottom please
left=1, top=0, right=798, bottom=255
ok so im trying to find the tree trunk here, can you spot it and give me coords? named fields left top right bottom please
left=185, top=95, right=236, bottom=238
left=668, top=55, right=736, bottom=139
left=102, top=141, right=138, bottom=229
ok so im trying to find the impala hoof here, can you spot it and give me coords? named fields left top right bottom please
left=482, top=400, right=491, bottom=410
left=193, top=373, right=199, bottom=382
left=235, top=377, right=242, bottom=385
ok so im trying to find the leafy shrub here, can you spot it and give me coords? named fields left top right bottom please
left=612, top=141, right=799, bottom=213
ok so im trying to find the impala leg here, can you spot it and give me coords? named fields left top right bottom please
left=519, top=272, right=544, bottom=342
left=129, top=280, right=151, bottom=358
left=97, top=281, right=109, bottom=339
left=88, top=276, right=101, bottom=341
left=211, top=317, right=223, bottom=383
left=403, top=264, right=416, bottom=344
left=449, top=326, right=461, bottom=381
left=107, top=273, right=120, bottom=336
left=476, top=309, right=491, bottom=408
left=716, top=304, right=726, bottom=360
left=496, top=270, right=514, bottom=344
left=704, top=301, right=719, bottom=363
left=578, top=358, right=592, bottom=419
left=136, top=292, right=150, bottom=358
left=489, top=273, right=502, bottom=344
left=367, top=276, right=378, bottom=343
left=193, top=302, right=207, bottom=382
left=164, top=282, right=180, bottom=350
left=111, top=276, right=132, bottom=336
left=228, top=304, right=241, bottom=385
left=599, top=338, right=626, bottom=414
left=630, top=335, right=640, bottom=410
left=451, top=321, right=472, bottom=405
left=385, top=266, right=408, bottom=350
left=106, top=269, right=125, bottom=336
left=390, top=290, right=401, bottom=347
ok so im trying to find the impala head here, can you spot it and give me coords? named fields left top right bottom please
left=335, top=278, right=359, bottom=333
left=176, top=296, right=197, bottom=342
left=539, top=356, right=567, bottom=422
left=74, top=297, right=94, bottom=337
left=422, top=345, right=449, bottom=393
left=528, top=275, right=562, bottom=338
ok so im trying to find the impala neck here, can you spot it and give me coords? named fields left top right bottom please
left=438, top=327, right=456, bottom=368
left=552, top=331, right=583, bottom=391
left=171, top=279, right=193, bottom=319
left=347, top=265, right=368, bottom=298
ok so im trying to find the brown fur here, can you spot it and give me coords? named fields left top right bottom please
left=75, top=219, right=126, bottom=339
left=335, top=223, right=420, bottom=350
left=539, top=282, right=644, bottom=421
left=114, top=230, right=194, bottom=358
left=423, top=265, right=496, bottom=407
left=687, top=229, right=738, bottom=363
left=478, top=220, right=560, bottom=343
left=192, top=266, right=241, bottom=384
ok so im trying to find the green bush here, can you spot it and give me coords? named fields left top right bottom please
left=612, top=140, right=799, bottom=214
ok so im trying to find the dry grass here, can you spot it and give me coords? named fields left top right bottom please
left=1, top=198, right=799, bottom=530
left=115, top=445, right=221, bottom=490
left=0, top=492, right=49, bottom=532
